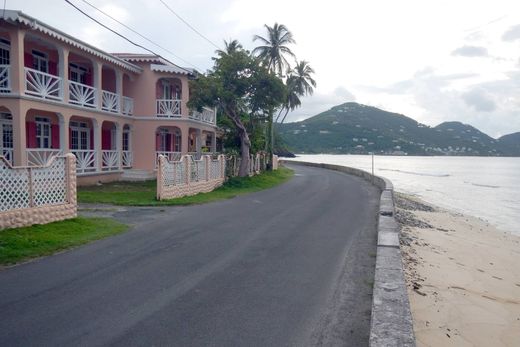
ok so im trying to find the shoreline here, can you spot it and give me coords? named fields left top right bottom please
left=396, top=192, right=520, bottom=346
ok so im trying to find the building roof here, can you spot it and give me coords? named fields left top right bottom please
left=2, top=10, right=142, bottom=73
left=114, top=53, right=194, bottom=76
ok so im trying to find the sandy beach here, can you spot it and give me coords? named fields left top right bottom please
left=396, top=193, right=520, bottom=347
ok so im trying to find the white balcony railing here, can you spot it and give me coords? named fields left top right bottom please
left=155, top=151, right=181, bottom=167
left=102, top=90, right=120, bottom=113
left=122, top=150, right=133, bottom=168
left=72, top=150, right=97, bottom=174
left=1, top=148, right=13, bottom=163
left=156, top=99, right=181, bottom=117
left=190, top=107, right=216, bottom=125
left=24, top=67, right=62, bottom=100
left=102, top=150, right=120, bottom=171
left=0, top=65, right=10, bottom=93
left=27, top=149, right=62, bottom=166
left=69, top=81, right=96, bottom=108
left=122, top=96, right=134, bottom=116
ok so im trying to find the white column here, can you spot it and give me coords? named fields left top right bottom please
left=92, top=119, right=101, bottom=172
left=115, top=123, right=122, bottom=170
left=9, top=29, right=26, bottom=95
left=58, top=47, right=69, bottom=102
left=93, top=61, right=102, bottom=110
left=195, top=129, right=202, bottom=154
left=115, top=70, right=123, bottom=113
left=211, top=132, right=217, bottom=153
left=58, top=114, right=69, bottom=154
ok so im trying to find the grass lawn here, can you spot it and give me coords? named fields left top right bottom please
left=0, top=217, right=128, bottom=265
left=78, top=167, right=294, bottom=206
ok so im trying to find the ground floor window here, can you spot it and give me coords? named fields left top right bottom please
left=35, top=116, right=51, bottom=149
left=122, top=129, right=130, bottom=151
left=0, top=113, right=13, bottom=152
left=70, top=121, right=90, bottom=150
left=173, top=131, right=180, bottom=152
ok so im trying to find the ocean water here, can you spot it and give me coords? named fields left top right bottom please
left=286, top=154, right=520, bottom=235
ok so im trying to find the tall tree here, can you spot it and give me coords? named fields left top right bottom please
left=189, top=45, right=286, bottom=177
left=215, top=39, right=243, bottom=58
left=252, top=23, right=296, bottom=76
left=278, top=60, right=316, bottom=124
left=253, top=23, right=296, bottom=168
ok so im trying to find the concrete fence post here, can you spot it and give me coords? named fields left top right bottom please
left=185, top=155, right=191, bottom=186
left=205, top=155, right=210, bottom=181
left=156, top=155, right=164, bottom=200
left=65, top=153, right=77, bottom=206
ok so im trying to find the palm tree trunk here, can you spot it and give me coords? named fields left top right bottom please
left=280, top=107, right=291, bottom=124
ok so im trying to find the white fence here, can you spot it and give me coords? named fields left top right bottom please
left=225, top=152, right=276, bottom=177
left=0, top=153, right=77, bottom=230
left=156, top=154, right=226, bottom=200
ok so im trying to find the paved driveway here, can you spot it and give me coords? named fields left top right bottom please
left=0, top=164, right=380, bottom=346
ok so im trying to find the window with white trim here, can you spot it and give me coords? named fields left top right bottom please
left=70, top=121, right=90, bottom=150
left=0, top=39, right=10, bottom=65
left=0, top=113, right=13, bottom=153
left=122, top=127, right=130, bottom=151
left=69, top=63, right=87, bottom=84
left=32, top=50, right=48, bottom=73
left=35, top=116, right=51, bottom=149
left=174, top=131, right=181, bottom=152
left=159, top=128, right=169, bottom=152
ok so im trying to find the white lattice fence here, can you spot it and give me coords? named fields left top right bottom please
left=0, top=154, right=77, bottom=230
left=157, top=154, right=225, bottom=200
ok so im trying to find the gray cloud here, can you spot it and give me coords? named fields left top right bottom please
left=502, top=24, right=520, bottom=41
left=462, top=89, right=496, bottom=112
left=361, top=68, right=520, bottom=137
left=451, top=45, right=488, bottom=57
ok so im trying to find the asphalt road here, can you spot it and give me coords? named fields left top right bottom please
left=0, top=164, right=380, bottom=346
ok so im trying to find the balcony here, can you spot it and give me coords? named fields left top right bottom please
left=20, top=68, right=134, bottom=117
left=1, top=148, right=13, bottom=163
left=156, top=99, right=181, bottom=118
left=24, top=67, right=62, bottom=101
left=102, top=90, right=120, bottom=113
left=102, top=150, right=120, bottom=171
left=0, top=65, right=10, bottom=93
left=190, top=107, right=216, bottom=125
left=122, top=96, right=133, bottom=116
left=27, top=149, right=62, bottom=166
left=72, top=149, right=97, bottom=174
left=122, top=150, right=133, bottom=168
left=69, top=81, right=96, bottom=108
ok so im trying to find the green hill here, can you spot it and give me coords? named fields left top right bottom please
left=277, top=102, right=520, bottom=156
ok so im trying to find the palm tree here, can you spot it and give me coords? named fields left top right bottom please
left=252, top=23, right=296, bottom=76
left=215, top=39, right=243, bottom=58
left=275, top=75, right=302, bottom=123
left=276, top=61, right=316, bottom=124
left=253, top=23, right=296, bottom=168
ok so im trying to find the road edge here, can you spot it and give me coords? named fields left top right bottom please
left=281, top=160, right=416, bottom=347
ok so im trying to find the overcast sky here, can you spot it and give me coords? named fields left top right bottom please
left=11, top=0, right=520, bottom=137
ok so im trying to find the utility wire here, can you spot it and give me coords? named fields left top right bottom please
left=157, top=0, right=221, bottom=51
left=78, top=0, right=199, bottom=71
left=64, top=0, right=200, bottom=73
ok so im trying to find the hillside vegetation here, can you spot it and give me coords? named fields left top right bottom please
left=278, top=102, right=520, bottom=156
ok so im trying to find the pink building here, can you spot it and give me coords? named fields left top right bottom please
left=0, top=10, right=218, bottom=184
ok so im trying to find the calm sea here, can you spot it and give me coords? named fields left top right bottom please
left=286, top=154, right=520, bottom=235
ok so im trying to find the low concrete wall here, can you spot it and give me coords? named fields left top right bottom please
left=0, top=154, right=77, bottom=230
left=282, top=160, right=415, bottom=346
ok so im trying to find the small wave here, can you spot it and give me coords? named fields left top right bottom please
left=464, top=181, right=500, bottom=189
left=379, top=168, right=450, bottom=177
